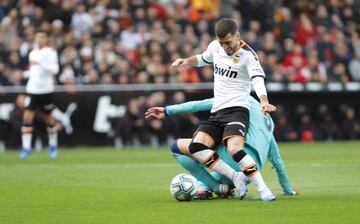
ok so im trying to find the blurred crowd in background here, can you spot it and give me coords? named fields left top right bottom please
left=0, top=0, right=359, bottom=86
left=1, top=91, right=359, bottom=149
left=0, top=0, right=359, bottom=146
left=114, top=92, right=360, bottom=146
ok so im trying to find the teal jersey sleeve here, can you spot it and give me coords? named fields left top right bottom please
left=268, top=136, right=294, bottom=194
left=165, top=98, right=213, bottom=116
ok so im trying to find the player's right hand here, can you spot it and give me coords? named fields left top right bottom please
left=145, top=107, right=166, bottom=120
left=261, top=103, right=277, bottom=114
left=170, top=58, right=186, bottom=69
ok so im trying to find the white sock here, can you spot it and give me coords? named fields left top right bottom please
left=47, top=125, right=58, bottom=148
left=239, top=155, right=268, bottom=192
left=21, top=126, right=33, bottom=150
left=193, top=150, right=236, bottom=180
left=48, top=132, right=58, bottom=148
left=248, top=172, right=268, bottom=192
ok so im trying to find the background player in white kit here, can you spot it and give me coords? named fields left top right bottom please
left=171, top=18, right=277, bottom=201
left=20, top=30, right=60, bottom=160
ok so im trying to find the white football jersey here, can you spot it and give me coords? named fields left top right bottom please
left=198, top=40, right=265, bottom=112
left=26, top=47, right=59, bottom=94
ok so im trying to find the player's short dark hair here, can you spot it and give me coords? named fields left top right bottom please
left=215, top=18, right=237, bottom=38
left=34, top=29, right=47, bottom=35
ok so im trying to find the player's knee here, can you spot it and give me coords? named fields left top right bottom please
left=170, top=141, right=184, bottom=155
left=188, top=142, right=208, bottom=154
left=226, top=139, right=244, bottom=153
left=22, top=115, right=33, bottom=125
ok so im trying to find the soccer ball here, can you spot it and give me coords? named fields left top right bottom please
left=169, top=173, right=198, bottom=201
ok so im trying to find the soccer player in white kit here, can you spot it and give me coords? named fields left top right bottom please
left=20, top=30, right=60, bottom=160
left=170, top=18, right=277, bottom=201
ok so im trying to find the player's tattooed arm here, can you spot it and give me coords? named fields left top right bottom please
left=170, top=56, right=198, bottom=69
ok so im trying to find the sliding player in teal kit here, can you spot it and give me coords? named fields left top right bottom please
left=145, top=96, right=296, bottom=199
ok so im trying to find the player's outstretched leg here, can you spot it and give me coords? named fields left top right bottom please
left=214, top=146, right=252, bottom=198
left=188, top=142, right=248, bottom=199
left=171, top=142, right=230, bottom=198
left=232, top=150, right=276, bottom=201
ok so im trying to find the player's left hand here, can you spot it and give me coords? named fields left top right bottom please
left=261, top=103, right=277, bottom=114
left=170, top=58, right=186, bottom=69
left=145, top=107, right=166, bottom=120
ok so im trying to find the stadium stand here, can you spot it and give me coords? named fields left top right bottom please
left=0, top=0, right=359, bottom=146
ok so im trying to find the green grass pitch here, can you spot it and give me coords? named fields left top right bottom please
left=1, top=142, right=360, bottom=224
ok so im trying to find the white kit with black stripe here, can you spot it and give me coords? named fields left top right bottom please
left=195, top=40, right=266, bottom=112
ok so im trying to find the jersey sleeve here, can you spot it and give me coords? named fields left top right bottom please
left=28, top=51, right=37, bottom=63
left=165, top=98, right=213, bottom=116
left=246, top=51, right=266, bottom=80
left=40, top=49, right=59, bottom=75
left=195, top=41, right=215, bottom=67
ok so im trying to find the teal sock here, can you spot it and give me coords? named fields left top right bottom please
left=173, top=153, right=220, bottom=192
